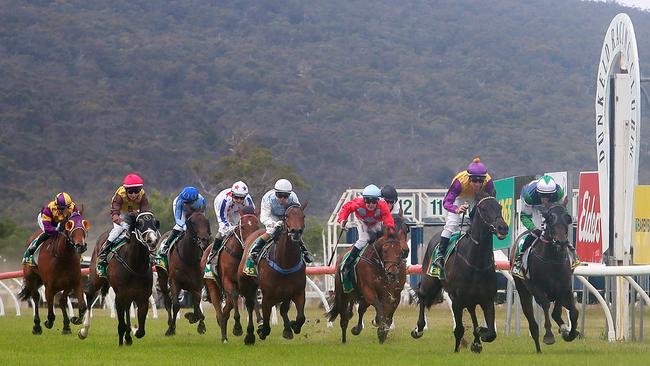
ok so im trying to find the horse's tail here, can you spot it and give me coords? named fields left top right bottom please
left=18, top=286, right=31, bottom=301
left=100, top=281, right=110, bottom=297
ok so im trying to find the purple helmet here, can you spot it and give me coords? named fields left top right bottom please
left=466, top=157, right=487, bottom=177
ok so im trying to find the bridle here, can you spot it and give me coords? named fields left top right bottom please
left=467, top=196, right=500, bottom=245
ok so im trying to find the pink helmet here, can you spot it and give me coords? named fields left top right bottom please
left=466, top=157, right=488, bottom=177
left=123, top=174, right=144, bottom=188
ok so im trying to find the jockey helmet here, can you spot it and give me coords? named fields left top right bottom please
left=381, top=185, right=398, bottom=202
left=123, top=174, right=144, bottom=188
left=180, top=186, right=199, bottom=202
left=231, top=181, right=249, bottom=198
left=362, top=184, right=381, bottom=198
left=274, top=179, right=293, bottom=193
left=55, top=192, right=73, bottom=209
left=466, top=157, right=488, bottom=177
left=536, top=175, right=558, bottom=195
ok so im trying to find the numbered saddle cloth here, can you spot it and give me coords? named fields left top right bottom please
left=339, top=245, right=371, bottom=293
left=426, top=231, right=463, bottom=280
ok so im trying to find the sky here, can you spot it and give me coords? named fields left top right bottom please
left=587, top=0, right=650, bottom=10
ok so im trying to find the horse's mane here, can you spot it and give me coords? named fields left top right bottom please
left=241, top=205, right=256, bottom=216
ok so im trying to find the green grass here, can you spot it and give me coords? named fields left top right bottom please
left=0, top=304, right=648, bottom=365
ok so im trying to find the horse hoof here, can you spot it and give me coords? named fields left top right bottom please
left=351, top=326, right=362, bottom=336
left=165, top=328, right=175, bottom=337
left=44, top=320, right=54, bottom=329
left=562, top=331, right=578, bottom=342
left=125, top=337, right=133, bottom=346
left=222, top=338, right=228, bottom=344
left=283, top=329, right=294, bottom=340
left=543, top=335, right=555, bottom=345
left=410, top=328, right=423, bottom=339
left=257, top=329, right=267, bottom=341
left=244, top=333, right=255, bottom=345
left=78, top=329, right=88, bottom=339
left=135, top=329, right=145, bottom=339
left=70, top=316, right=82, bottom=325
left=290, top=320, right=302, bottom=334
left=32, top=326, right=42, bottom=335
left=197, top=322, right=206, bottom=334
left=185, top=312, right=198, bottom=324
left=233, top=324, right=243, bottom=337
left=471, top=342, right=483, bottom=353
left=62, top=328, right=72, bottom=335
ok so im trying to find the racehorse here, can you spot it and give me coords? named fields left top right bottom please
left=411, top=191, right=508, bottom=353
left=510, top=203, right=579, bottom=352
left=19, top=211, right=90, bottom=335
left=81, top=212, right=160, bottom=345
left=200, top=207, right=260, bottom=343
left=238, top=203, right=308, bottom=345
left=157, top=211, right=211, bottom=336
left=327, top=214, right=409, bottom=344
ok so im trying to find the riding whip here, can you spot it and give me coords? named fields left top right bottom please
left=327, top=227, right=347, bottom=267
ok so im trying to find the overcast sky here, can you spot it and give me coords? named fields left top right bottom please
left=587, top=0, right=650, bottom=10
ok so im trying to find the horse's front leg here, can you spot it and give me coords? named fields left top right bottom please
left=257, top=299, right=273, bottom=340
left=190, top=289, right=206, bottom=334
left=58, top=291, right=71, bottom=335
left=279, top=300, right=293, bottom=339
left=291, top=289, right=306, bottom=335
left=556, top=292, right=580, bottom=342
left=134, top=297, right=149, bottom=339
left=44, top=287, right=56, bottom=329
left=467, top=305, right=482, bottom=353
left=532, top=292, right=554, bottom=345
left=352, top=301, right=368, bottom=336
left=479, top=301, right=497, bottom=343
left=71, top=280, right=86, bottom=326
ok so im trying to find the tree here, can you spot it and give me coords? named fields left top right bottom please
left=147, top=190, right=176, bottom=233
left=0, top=218, right=31, bottom=269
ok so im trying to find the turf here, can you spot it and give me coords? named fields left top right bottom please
left=0, top=304, right=648, bottom=365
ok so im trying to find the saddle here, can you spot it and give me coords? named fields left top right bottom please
left=426, top=231, right=464, bottom=280
left=339, top=245, right=372, bottom=293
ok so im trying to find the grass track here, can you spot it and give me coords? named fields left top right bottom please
left=0, top=304, right=648, bottom=365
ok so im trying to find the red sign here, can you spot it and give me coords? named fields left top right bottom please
left=576, top=172, right=603, bottom=263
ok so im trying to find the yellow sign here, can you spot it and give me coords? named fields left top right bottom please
left=632, top=186, right=650, bottom=264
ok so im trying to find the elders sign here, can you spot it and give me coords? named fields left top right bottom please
left=576, top=172, right=603, bottom=263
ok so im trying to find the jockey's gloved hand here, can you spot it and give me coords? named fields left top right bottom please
left=56, top=222, right=65, bottom=232
left=120, top=221, right=130, bottom=231
left=340, top=220, right=348, bottom=230
left=274, top=221, right=284, bottom=229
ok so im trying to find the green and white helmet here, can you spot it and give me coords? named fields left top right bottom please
left=536, top=175, right=557, bottom=194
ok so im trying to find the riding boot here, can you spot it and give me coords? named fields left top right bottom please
left=434, top=237, right=450, bottom=269
left=22, top=232, right=50, bottom=265
left=243, top=236, right=267, bottom=276
left=157, top=229, right=181, bottom=270
left=96, top=240, right=115, bottom=277
left=342, top=246, right=361, bottom=278
left=299, top=241, right=315, bottom=263
left=204, top=237, right=223, bottom=280
left=512, top=234, right=536, bottom=279
left=567, top=243, right=581, bottom=269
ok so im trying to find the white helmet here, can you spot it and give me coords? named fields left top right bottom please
left=274, top=178, right=293, bottom=193
left=536, top=175, right=557, bottom=194
left=231, top=181, right=249, bottom=198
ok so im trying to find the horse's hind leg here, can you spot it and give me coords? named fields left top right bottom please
left=243, top=294, right=256, bottom=345
left=452, top=304, right=465, bottom=352
left=59, top=291, right=72, bottom=335
left=190, top=290, right=206, bottom=334
left=515, top=279, right=541, bottom=353
left=165, top=281, right=179, bottom=336
left=352, top=301, right=368, bottom=336
left=280, top=300, right=293, bottom=340
left=411, top=277, right=442, bottom=339
left=31, top=289, right=43, bottom=335
left=257, top=300, right=272, bottom=340
left=230, top=294, right=243, bottom=336
left=534, top=294, right=554, bottom=345
left=44, top=287, right=56, bottom=329
left=467, top=305, right=482, bottom=353
left=134, top=298, right=148, bottom=339
left=116, top=301, right=127, bottom=346
left=290, top=290, right=306, bottom=335
left=124, top=303, right=133, bottom=346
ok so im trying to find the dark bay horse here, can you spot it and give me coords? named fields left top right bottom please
left=157, top=211, right=211, bottom=336
left=19, top=211, right=89, bottom=335
left=238, top=203, right=308, bottom=345
left=510, top=203, right=579, bottom=352
left=81, top=212, right=160, bottom=345
left=327, top=214, right=409, bottom=344
left=411, top=191, right=508, bottom=353
left=200, top=209, right=260, bottom=343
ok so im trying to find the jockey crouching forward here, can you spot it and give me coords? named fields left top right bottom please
left=336, top=184, right=395, bottom=278
left=156, top=186, right=206, bottom=270
left=243, top=178, right=314, bottom=277
left=97, top=174, right=149, bottom=277
left=512, top=175, right=580, bottom=278
left=204, top=181, right=255, bottom=279
left=22, top=192, right=80, bottom=266
left=434, top=157, right=496, bottom=269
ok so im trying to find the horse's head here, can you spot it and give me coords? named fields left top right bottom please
left=187, top=211, right=212, bottom=250
left=392, top=213, right=410, bottom=259
left=472, top=191, right=509, bottom=240
left=284, top=203, right=307, bottom=242
left=239, top=206, right=260, bottom=238
left=541, top=204, right=572, bottom=252
left=64, top=211, right=90, bottom=254
left=133, top=212, right=161, bottom=252
left=375, top=226, right=404, bottom=281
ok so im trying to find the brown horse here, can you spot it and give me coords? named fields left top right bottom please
left=157, top=211, right=211, bottom=336
left=510, top=203, right=579, bottom=353
left=411, top=191, right=508, bottom=353
left=81, top=212, right=160, bottom=345
left=200, top=209, right=260, bottom=343
left=327, top=214, right=409, bottom=344
left=238, top=203, right=308, bottom=345
left=19, top=211, right=90, bottom=335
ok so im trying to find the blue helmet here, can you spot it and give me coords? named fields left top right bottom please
left=362, top=184, right=381, bottom=198
left=180, top=186, right=199, bottom=202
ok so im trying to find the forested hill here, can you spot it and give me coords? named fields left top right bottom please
left=2, top=0, right=650, bottom=229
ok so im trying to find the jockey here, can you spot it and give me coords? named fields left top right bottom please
left=22, top=192, right=79, bottom=265
left=337, top=184, right=395, bottom=277
left=203, top=181, right=255, bottom=279
left=156, top=186, right=206, bottom=268
left=434, top=157, right=496, bottom=269
left=380, top=185, right=400, bottom=214
left=243, top=178, right=314, bottom=276
left=512, top=175, right=579, bottom=278
left=97, top=174, right=149, bottom=276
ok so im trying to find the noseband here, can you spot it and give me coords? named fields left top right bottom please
left=133, top=212, right=160, bottom=249
left=467, top=196, right=501, bottom=245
